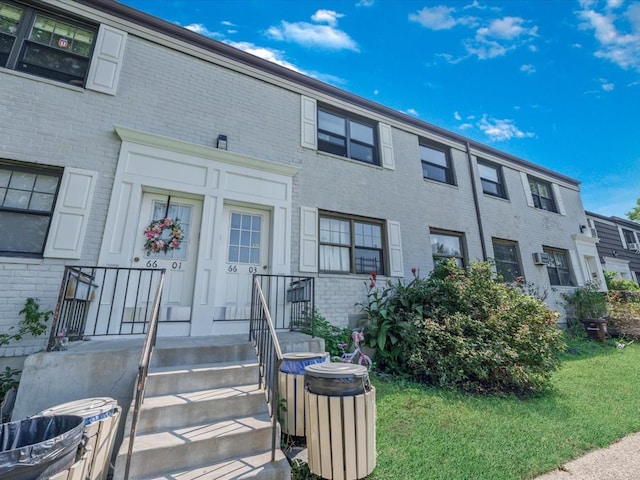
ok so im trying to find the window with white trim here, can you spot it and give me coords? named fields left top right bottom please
left=317, top=108, right=378, bottom=165
left=319, top=213, right=385, bottom=274
left=421, top=141, right=454, bottom=185
left=622, top=229, right=637, bottom=248
left=0, top=1, right=98, bottom=86
left=528, top=176, right=557, bottom=213
left=478, top=160, right=507, bottom=198
left=431, top=230, right=465, bottom=267
left=0, top=160, right=62, bottom=257
left=492, top=239, right=522, bottom=282
left=543, top=247, right=573, bottom=286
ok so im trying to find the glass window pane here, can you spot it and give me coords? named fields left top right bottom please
left=320, top=245, right=350, bottom=272
left=0, top=169, right=10, bottom=188
left=478, top=163, right=499, bottom=182
left=34, top=174, right=59, bottom=194
left=355, top=248, right=382, bottom=274
left=481, top=179, right=500, bottom=196
left=420, top=145, right=447, bottom=167
left=431, top=234, right=461, bottom=256
left=318, top=111, right=345, bottom=136
left=228, top=246, right=238, bottom=263
left=0, top=211, right=49, bottom=254
left=240, top=230, right=250, bottom=246
left=423, top=162, right=448, bottom=183
left=241, top=214, right=251, bottom=230
left=350, top=121, right=373, bottom=144
left=29, top=192, right=54, bottom=211
left=350, top=142, right=374, bottom=164
left=251, top=231, right=260, bottom=248
left=9, top=171, right=35, bottom=190
left=230, top=213, right=241, bottom=228
left=0, top=3, right=23, bottom=36
left=4, top=189, right=30, bottom=208
left=229, top=229, right=239, bottom=246
left=252, top=215, right=261, bottom=231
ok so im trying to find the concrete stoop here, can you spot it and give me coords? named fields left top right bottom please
left=113, top=340, right=291, bottom=480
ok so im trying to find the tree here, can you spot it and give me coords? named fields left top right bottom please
left=627, top=198, right=640, bottom=222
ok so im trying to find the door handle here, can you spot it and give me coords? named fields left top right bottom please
left=262, top=265, right=268, bottom=270
left=133, top=257, right=140, bottom=263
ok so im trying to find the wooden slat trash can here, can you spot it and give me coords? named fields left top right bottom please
left=38, top=397, right=121, bottom=480
left=305, top=363, right=376, bottom=480
left=279, top=352, right=329, bottom=436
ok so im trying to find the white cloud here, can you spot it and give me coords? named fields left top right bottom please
left=356, top=0, right=375, bottom=6
left=577, top=1, right=640, bottom=71
left=478, top=16, right=537, bottom=40
left=221, top=20, right=236, bottom=27
left=454, top=111, right=462, bottom=120
left=184, top=23, right=223, bottom=39
left=520, top=63, right=536, bottom=74
left=459, top=123, right=474, bottom=130
left=267, top=12, right=359, bottom=51
left=600, top=79, right=615, bottom=90
left=407, top=108, right=419, bottom=116
left=409, top=6, right=459, bottom=30
left=465, top=16, right=538, bottom=59
left=311, top=9, right=343, bottom=27
left=478, top=115, right=535, bottom=141
left=225, top=41, right=304, bottom=73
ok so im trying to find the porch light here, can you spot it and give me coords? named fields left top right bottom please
left=216, top=134, right=228, bottom=150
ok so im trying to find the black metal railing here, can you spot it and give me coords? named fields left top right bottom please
left=252, top=274, right=315, bottom=334
left=249, top=277, right=284, bottom=461
left=124, top=269, right=166, bottom=480
left=48, top=266, right=166, bottom=350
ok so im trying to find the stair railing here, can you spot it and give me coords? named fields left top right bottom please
left=123, top=269, right=166, bottom=480
left=249, top=276, right=283, bottom=462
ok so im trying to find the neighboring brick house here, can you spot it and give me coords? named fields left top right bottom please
left=586, top=212, right=640, bottom=285
left=0, top=0, right=603, bottom=358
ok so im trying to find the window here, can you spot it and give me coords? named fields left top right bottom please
left=0, top=1, right=97, bottom=86
left=319, top=213, right=385, bottom=274
left=421, top=142, right=454, bottom=184
left=544, top=247, right=573, bottom=286
left=431, top=230, right=465, bottom=267
left=622, top=229, right=637, bottom=248
left=528, top=176, right=557, bottom=212
left=0, top=161, right=62, bottom=257
left=478, top=160, right=506, bottom=198
left=317, top=108, right=377, bottom=165
left=492, top=239, right=522, bottom=282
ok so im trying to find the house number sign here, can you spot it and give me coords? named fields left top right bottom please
left=227, top=265, right=258, bottom=274
left=145, top=260, right=183, bottom=270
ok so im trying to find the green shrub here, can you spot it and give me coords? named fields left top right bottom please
left=362, top=260, right=565, bottom=396
left=301, top=310, right=351, bottom=358
left=604, top=270, right=640, bottom=291
left=561, top=281, right=608, bottom=320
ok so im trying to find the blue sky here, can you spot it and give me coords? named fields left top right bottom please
left=120, top=0, right=639, bottom=218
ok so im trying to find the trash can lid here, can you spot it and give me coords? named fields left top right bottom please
left=38, top=397, right=118, bottom=425
left=304, top=362, right=368, bottom=379
left=282, top=352, right=328, bottom=361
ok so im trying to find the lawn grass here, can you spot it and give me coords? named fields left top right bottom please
left=370, top=339, right=640, bottom=480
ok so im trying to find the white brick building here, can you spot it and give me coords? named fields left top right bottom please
left=0, top=0, right=603, bottom=358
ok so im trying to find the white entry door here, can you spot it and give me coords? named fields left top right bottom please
left=133, top=193, right=202, bottom=333
left=214, top=205, right=270, bottom=324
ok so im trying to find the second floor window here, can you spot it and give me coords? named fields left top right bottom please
left=0, top=160, right=62, bottom=257
left=319, top=213, right=385, bottom=275
left=317, top=109, right=377, bottom=165
left=478, top=161, right=506, bottom=198
left=421, top=142, right=454, bottom=185
left=529, top=176, right=557, bottom=213
left=622, top=229, right=637, bottom=248
left=0, top=1, right=97, bottom=86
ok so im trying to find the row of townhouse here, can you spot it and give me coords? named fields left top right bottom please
left=586, top=212, right=640, bottom=283
left=0, top=0, right=605, bottom=359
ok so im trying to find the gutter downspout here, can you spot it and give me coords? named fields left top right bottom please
left=466, top=141, right=488, bottom=261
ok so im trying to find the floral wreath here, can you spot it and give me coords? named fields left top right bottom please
left=143, top=217, right=184, bottom=254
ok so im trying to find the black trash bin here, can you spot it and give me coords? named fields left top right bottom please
left=0, top=415, right=85, bottom=480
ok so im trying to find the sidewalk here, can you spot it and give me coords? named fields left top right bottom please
left=535, top=432, right=640, bottom=479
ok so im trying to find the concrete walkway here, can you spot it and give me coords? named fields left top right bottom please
left=535, top=432, right=640, bottom=479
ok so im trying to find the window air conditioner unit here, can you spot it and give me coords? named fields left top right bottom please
left=627, top=242, right=640, bottom=251
left=533, top=252, right=550, bottom=265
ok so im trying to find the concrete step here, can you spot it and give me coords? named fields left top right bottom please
left=135, top=450, right=291, bottom=480
left=145, top=360, right=259, bottom=396
left=152, top=341, right=256, bottom=368
left=137, top=384, right=268, bottom=434
left=122, top=414, right=276, bottom=478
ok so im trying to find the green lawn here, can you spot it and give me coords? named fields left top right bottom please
left=370, top=340, right=640, bottom=480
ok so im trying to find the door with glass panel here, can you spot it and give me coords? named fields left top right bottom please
left=215, top=205, right=270, bottom=322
